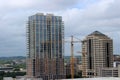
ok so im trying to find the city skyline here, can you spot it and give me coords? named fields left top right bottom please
left=0, top=0, right=120, bottom=56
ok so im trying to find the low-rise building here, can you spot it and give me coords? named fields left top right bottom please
left=98, top=65, right=120, bottom=77
left=114, top=61, right=120, bottom=67
left=0, top=67, right=13, bottom=72
left=113, top=55, right=120, bottom=62
left=61, top=77, right=120, bottom=80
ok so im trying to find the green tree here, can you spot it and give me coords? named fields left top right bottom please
left=12, top=72, right=16, bottom=78
left=13, top=68, right=20, bottom=71
left=0, top=76, right=3, bottom=80
left=0, top=71, right=5, bottom=80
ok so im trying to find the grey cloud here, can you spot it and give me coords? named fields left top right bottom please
left=0, top=0, right=80, bottom=12
left=61, top=0, right=120, bottom=32
left=59, top=0, right=120, bottom=55
left=0, top=0, right=120, bottom=56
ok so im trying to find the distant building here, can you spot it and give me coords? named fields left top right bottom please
left=114, top=61, right=120, bottom=67
left=64, top=56, right=82, bottom=76
left=0, top=67, right=13, bottom=72
left=113, top=54, right=120, bottom=68
left=65, top=62, right=78, bottom=76
left=4, top=77, right=13, bottom=80
left=82, top=31, right=113, bottom=77
left=26, top=13, right=65, bottom=80
left=113, top=55, right=120, bottom=62
left=98, top=65, right=120, bottom=77
left=77, top=64, right=82, bottom=71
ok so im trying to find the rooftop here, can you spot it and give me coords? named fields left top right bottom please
left=4, top=77, right=120, bottom=80
left=62, top=77, right=120, bottom=80
left=88, top=31, right=106, bottom=36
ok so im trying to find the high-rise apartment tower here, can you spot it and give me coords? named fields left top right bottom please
left=26, top=13, right=65, bottom=80
left=82, top=31, right=113, bottom=77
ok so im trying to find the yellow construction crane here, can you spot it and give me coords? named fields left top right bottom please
left=69, top=36, right=81, bottom=79
left=70, top=36, right=74, bottom=79
left=41, top=36, right=81, bottom=79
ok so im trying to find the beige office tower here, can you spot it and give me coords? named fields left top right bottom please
left=82, top=31, right=113, bottom=77
left=26, top=13, right=65, bottom=80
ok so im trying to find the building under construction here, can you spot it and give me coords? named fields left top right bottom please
left=26, top=13, right=65, bottom=80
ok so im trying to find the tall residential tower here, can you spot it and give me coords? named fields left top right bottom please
left=26, top=13, right=65, bottom=80
left=82, top=31, right=113, bottom=77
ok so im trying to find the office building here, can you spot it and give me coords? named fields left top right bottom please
left=81, top=31, right=113, bottom=77
left=98, top=67, right=119, bottom=77
left=26, top=13, right=65, bottom=80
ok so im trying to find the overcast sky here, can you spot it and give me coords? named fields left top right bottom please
left=0, top=0, right=120, bottom=56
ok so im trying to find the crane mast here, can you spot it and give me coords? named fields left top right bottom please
left=41, top=36, right=81, bottom=79
left=71, top=36, right=74, bottom=79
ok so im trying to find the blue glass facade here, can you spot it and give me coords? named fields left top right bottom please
left=28, top=14, right=64, bottom=59
left=27, top=13, right=65, bottom=80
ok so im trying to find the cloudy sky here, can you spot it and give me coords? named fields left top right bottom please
left=0, top=0, right=120, bottom=56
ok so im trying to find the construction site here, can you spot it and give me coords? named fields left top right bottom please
left=26, top=13, right=120, bottom=80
